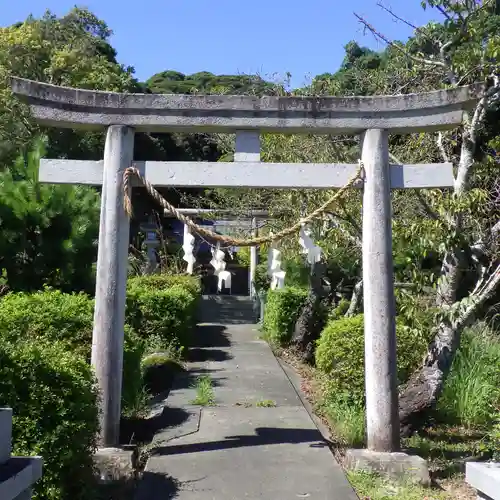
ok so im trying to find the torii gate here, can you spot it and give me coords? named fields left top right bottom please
left=11, top=77, right=480, bottom=454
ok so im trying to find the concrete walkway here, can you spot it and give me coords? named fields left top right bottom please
left=135, top=314, right=358, bottom=499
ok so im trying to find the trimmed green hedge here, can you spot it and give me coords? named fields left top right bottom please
left=126, top=283, right=197, bottom=350
left=262, top=287, right=308, bottom=345
left=0, top=289, right=94, bottom=357
left=0, top=339, right=98, bottom=500
left=0, top=274, right=201, bottom=499
left=0, top=289, right=144, bottom=410
left=315, top=314, right=431, bottom=401
left=127, top=274, right=201, bottom=298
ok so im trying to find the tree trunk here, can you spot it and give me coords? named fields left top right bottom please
left=399, top=251, right=500, bottom=435
left=346, top=279, right=363, bottom=317
left=398, top=320, right=462, bottom=435
left=398, top=119, right=479, bottom=434
left=398, top=248, right=465, bottom=434
left=291, top=260, right=330, bottom=364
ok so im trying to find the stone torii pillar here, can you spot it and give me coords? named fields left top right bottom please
left=92, top=125, right=134, bottom=446
left=11, top=77, right=480, bottom=461
left=361, top=129, right=398, bottom=451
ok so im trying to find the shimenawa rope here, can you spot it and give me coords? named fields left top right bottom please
left=123, top=161, right=364, bottom=248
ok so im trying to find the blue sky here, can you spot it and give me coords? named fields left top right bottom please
left=2, top=1, right=439, bottom=87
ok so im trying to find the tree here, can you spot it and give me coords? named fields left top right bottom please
left=354, top=0, right=500, bottom=432
left=0, top=7, right=137, bottom=163
left=0, top=138, right=100, bottom=293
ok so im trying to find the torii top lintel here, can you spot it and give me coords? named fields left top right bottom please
left=11, top=77, right=483, bottom=135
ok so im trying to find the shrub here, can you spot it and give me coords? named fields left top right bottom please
left=126, top=284, right=197, bottom=349
left=0, top=289, right=146, bottom=417
left=121, top=325, right=146, bottom=415
left=254, top=262, right=271, bottom=293
left=0, top=339, right=98, bottom=500
left=127, top=274, right=201, bottom=298
left=315, top=314, right=431, bottom=401
left=0, top=289, right=94, bottom=357
left=437, top=322, right=500, bottom=426
left=262, top=286, right=308, bottom=345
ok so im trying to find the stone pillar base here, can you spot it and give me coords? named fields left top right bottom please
left=344, top=449, right=430, bottom=486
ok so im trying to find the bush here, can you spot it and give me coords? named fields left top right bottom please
left=0, top=289, right=145, bottom=416
left=0, top=289, right=94, bottom=357
left=262, top=287, right=308, bottom=345
left=127, top=274, right=201, bottom=298
left=126, top=283, right=197, bottom=349
left=437, top=322, right=500, bottom=426
left=315, top=314, right=431, bottom=401
left=121, top=325, right=146, bottom=415
left=0, top=339, right=98, bottom=500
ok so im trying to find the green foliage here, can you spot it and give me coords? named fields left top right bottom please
left=0, top=142, right=100, bottom=293
left=262, top=287, right=308, bottom=345
left=0, top=8, right=137, bottom=163
left=347, top=470, right=450, bottom=500
left=255, top=399, right=276, bottom=407
left=121, top=325, right=146, bottom=415
left=146, top=70, right=273, bottom=95
left=140, top=351, right=183, bottom=397
left=0, top=339, right=98, bottom=500
left=127, top=274, right=201, bottom=299
left=320, top=387, right=366, bottom=447
left=126, top=277, right=198, bottom=350
left=315, top=315, right=366, bottom=399
left=0, top=288, right=94, bottom=356
left=190, top=375, right=216, bottom=406
left=315, top=314, right=431, bottom=401
left=0, top=289, right=146, bottom=416
left=282, top=259, right=311, bottom=288
left=141, top=351, right=181, bottom=370
left=437, top=322, right=500, bottom=426
left=328, top=298, right=350, bottom=321
left=253, top=262, right=271, bottom=293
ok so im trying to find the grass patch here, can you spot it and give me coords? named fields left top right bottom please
left=190, top=375, right=216, bottom=406
left=255, top=399, right=276, bottom=407
left=322, top=395, right=366, bottom=447
left=347, top=470, right=452, bottom=499
left=121, top=386, right=150, bottom=419
left=436, top=322, right=500, bottom=427
left=404, top=426, right=494, bottom=478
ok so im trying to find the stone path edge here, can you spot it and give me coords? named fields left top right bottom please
left=272, top=351, right=360, bottom=498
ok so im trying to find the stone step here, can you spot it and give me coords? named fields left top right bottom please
left=0, top=457, right=43, bottom=500
left=201, top=295, right=254, bottom=303
left=0, top=408, right=12, bottom=465
left=0, top=408, right=43, bottom=500
left=198, top=295, right=259, bottom=324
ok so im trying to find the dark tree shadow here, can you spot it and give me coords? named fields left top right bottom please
left=134, top=471, right=180, bottom=500
left=188, top=347, right=232, bottom=362
left=171, top=369, right=226, bottom=390
left=192, top=324, right=231, bottom=348
left=153, top=427, right=327, bottom=456
left=121, top=406, right=192, bottom=444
